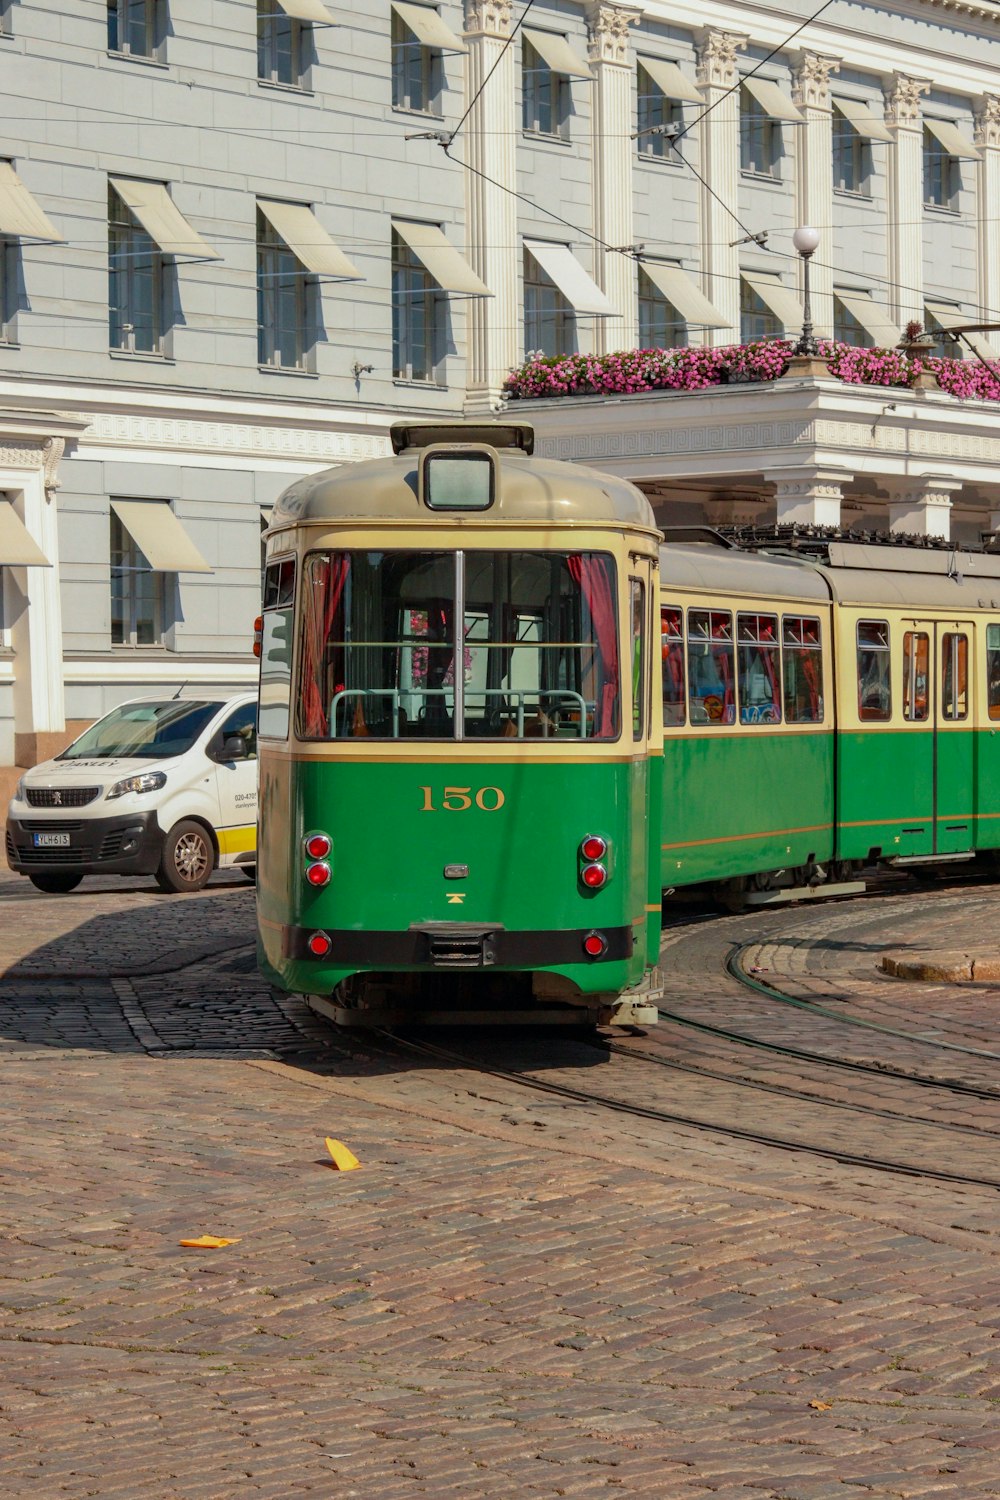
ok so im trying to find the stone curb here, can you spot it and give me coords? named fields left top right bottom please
left=880, top=949, right=1000, bottom=982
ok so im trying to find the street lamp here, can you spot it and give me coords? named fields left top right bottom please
left=792, top=225, right=821, bottom=356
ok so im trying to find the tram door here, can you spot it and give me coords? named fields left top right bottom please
left=905, top=622, right=975, bottom=855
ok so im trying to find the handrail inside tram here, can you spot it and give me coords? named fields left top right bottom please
left=328, top=687, right=590, bottom=739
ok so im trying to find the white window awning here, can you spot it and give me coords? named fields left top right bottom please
left=742, top=76, right=803, bottom=122
left=393, top=219, right=490, bottom=296
left=392, top=2, right=466, bottom=52
left=257, top=199, right=363, bottom=279
left=0, top=501, right=50, bottom=566
left=110, top=177, right=221, bottom=261
left=524, top=240, right=615, bottom=316
left=640, top=261, right=729, bottom=329
left=924, top=117, right=979, bottom=159
left=833, top=97, right=894, bottom=144
left=0, top=162, right=63, bottom=243
left=926, top=301, right=1000, bottom=360
left=260, top=506, right=274, bottom=526
left=835, top=289, right=900, bottom=348
left=110, top=500, right=212, bottom=574
left=638, top=57, right=701, bottom=105
left=522, top=27, right=592, bottom=79
left=274, top=0, right=335, bottom=21
left=742, top=271, right=803, bottom=332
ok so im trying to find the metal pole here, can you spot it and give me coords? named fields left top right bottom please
left=796, top=251, right=817, bottom=356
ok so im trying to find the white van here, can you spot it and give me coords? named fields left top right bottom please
left=5, top=693, right=258, bottom=894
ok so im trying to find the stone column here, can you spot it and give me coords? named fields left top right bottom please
left=588, top=2, right=640, bottom=353
left=696, top=29, right=747, bottom=345
left=881, top=477, right=961, bottom=539
left=6, top=447, right=66, bottom=767
left=976, top=96, right=1000, bottom=329
left=792, top=53, right=839, bottom=340
left=885, top=75, right=930, bottom=330
left=462, top=0, right=519, bottom=413
left=769, top=468, right=854, bottom=527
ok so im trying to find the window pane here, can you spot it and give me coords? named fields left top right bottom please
left=942, top=632, right=968, bottom=720
left=782, top=615, right=823, bottom=723
left=631, top=578, right=645, bottom=739
left=110, top=509, right=163, bottom=646
left=903, top=631, right=929, bottom=721
left=298, top=550, right=620, bottom=741
left=687, top=610, right=735, bottom=725
left=988, top=623, right=1000, bottom=721
left=259, top=558, right=296, bottom=739
left=219, top=703, right=258, bottom=759
left=858, top=619, right=891, bottom=720
left=661, top=605, right=685, bottom=726
left=737, top=612, right=781, bottom=724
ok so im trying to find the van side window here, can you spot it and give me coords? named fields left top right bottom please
left=259, top=556, right=296, bottom=740
left=737, top=612, right=781, bottom=724
left=857, top=620, right=891, bottom=721
left=661, top=606, right=685, bottom=726
left=903, top=631, right=929, bottom=722
left=988, top=625, right=1000, bottom=720
left=219, top=702, right=257, bottom=759
left=942, top=632, right=968, bottom=721
left=688, top=609, right=734, bottom=725
left=782, top=616, right=823, bottom=723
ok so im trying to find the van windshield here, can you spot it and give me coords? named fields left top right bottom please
left=58, top=701, right=223, bottom=760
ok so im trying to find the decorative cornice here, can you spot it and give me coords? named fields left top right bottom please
left=80, top=411, right=391, bottom=463
left=0, top=442, right=47, bottom=468
left=885, top=74, right=931, bottom=128
left=792, top=53, right=841, bottom=111
left=976, top=94, right=1000, bottom=149
left=586, top=3, right=641, bottom=67
left=696, top=29, right=748, bottom=92
left=463, top=0, right=512, bottom=40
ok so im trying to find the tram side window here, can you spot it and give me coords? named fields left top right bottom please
left=903, top=631, right=929, bottom=722
left=631, top=579, right=645, bottom=739
left=857, top=620, right=891, bottom=721
left=661, top=606, right=685, bottom=726
left=782, top=616, right=823, bottom=723
left=687, top=610, right=734, bottom=725
left=259, top=557, right=296, bottom=740
left=737, top=612, right=781, bottom=724
left=988, top=625, right=1000, bottom=720
left=942, top=631, right=969, bottom=721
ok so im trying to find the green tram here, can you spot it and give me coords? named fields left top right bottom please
left=256, top=421, right=665, bottom=1027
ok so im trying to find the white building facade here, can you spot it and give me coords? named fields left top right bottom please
left=2, top=0, right=1000, bottom=786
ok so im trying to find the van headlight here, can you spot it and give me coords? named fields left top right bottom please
left=14, top=777, right=26, bottom=802
left=106, top=771, right=167, bottom=800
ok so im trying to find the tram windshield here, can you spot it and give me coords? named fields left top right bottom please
left=298, top=549, right=620, bottom=741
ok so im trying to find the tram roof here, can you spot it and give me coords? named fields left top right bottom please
left=269, top=425, right=658, bottom=532
left=660, top=542, right=831, bottom=603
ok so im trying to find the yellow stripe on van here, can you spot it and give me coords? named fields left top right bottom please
left=217, top=824, right=257, bottom=855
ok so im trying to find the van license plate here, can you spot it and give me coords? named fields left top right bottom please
left=33, top=833, right=70, bottom=848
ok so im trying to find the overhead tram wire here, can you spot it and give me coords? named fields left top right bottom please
left=447, top=0, right=539, bottom=147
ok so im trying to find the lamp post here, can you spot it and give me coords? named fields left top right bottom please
left=792, top=225, right=820, bottom=356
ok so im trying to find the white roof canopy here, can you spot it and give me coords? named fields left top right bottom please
left=640, top=261, right=728, bottom=329
left=273, top=0, right=334, bottom=21
left=833, top=97, right=894, bottom=144
left=0, top=501, right=49, bottom=566
left=835, top=289, right=900, bottom=348
left=522, top=27, right=592, bottom=79
left=393, top=219, right=490, bottom=296
left=392, top=2, right=466, bottom=52
left=110, top=500, right=212, bottom=574
left=257, top=199, right=363, bottom=279
left=741, top=76, right=803, bottom=122
left=110, top=177, right=221, bottom=261
left=523, top=240, right=615, bottom=316
left=924, top=117, right=979, bottom=159
left=0, top=162, right=63, bottom=243
left=742, top=271, right=804, bottom=333
left=926, top=301, right=1000, bottom=360
left=638, top=57, right=701, bottom=105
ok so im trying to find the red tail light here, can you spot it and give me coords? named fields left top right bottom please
left=253, top=615, right=263, bottom=658
left=307, top=931, right=332, bottom=957
left=304, top=832, right=332, bottom=860
left=583, top=931, right=607, bottom=958
left=580, top=835, right=607, bottom=862
left=306, top=861, right=331, bottom=888
left=581, top=862, right=607, bottom=890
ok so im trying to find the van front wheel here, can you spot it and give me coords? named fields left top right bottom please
left=156, top=820, right=214, bottom=894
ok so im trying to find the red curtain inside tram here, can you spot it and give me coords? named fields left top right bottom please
left=568, top=554, right=619, bottom=738
left=301, top=555, right=348, bottom=738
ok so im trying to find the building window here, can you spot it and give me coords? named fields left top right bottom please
left=108, top=184, right=165, bottom=355
left=107, top=0, right=160, bottom=59
left=833, top=295, right=871, bottom=348
left=924, top=307, right=959, bottom=359
left=523, top=248, right=574, bottom=357
left=924, top=126, right=958, bottom=209
left=740, top=85, right=779, bottom=177
left=110, top=509, right=165, bottom=647
left=392, top=229, right=441, bottom=382
left=523, top=39, right=568, bottom=138
left=258, top=0, right=306, bottom=88
left=833, top=111, right=870, bottom=195
left=0, top=236, right=17, bottom=342
left=0, top=0, right=13, bottom=37
left=392, top=8, right=441, bottom=114
left=638, top=268, right=686, bottom=348
left=636, top=65, right=681, bottom=160
left=740, top=280, right=780, bottom=342
left=256, top=208, right=313, bottom=370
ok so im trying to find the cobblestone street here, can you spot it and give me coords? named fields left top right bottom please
left=2, top=865, right=1000, bottom=1499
